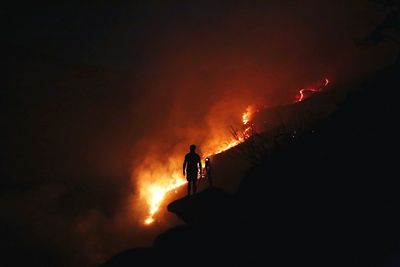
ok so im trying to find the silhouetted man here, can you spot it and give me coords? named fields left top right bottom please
left=183, top=144, right=202, bottom=196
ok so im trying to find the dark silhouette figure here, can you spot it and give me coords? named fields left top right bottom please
left=204, top=157, right=213, bottom=187
left=183, top=144, right=202, bottom=196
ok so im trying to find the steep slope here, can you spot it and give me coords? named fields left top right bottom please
left=101, top=66, right=400, bottom=267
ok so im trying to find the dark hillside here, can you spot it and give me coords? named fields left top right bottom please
left=102, top=66, right=400, bottom=266
left=237, top=66, right=400, bottom=266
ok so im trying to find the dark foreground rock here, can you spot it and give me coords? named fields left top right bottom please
left=167, top=187, right=234, bottom=224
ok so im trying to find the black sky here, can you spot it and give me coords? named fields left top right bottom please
left=6, top=1, right=393, bottom=68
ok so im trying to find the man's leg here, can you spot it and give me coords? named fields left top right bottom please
left=193, top=179, right=197, bottom=195
left=187, top=181, right=191, bottom=196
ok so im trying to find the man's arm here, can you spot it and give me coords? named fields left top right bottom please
left=183, top=156, right=187, bottom=176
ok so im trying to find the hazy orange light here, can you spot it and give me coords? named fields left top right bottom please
left=141, top=74, right=328, bottom=225
left=141, top=105, right=256, bottom=225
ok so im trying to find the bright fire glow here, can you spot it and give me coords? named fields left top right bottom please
left=242, top=105, right=255, bottom=125
left=141, top=105, right=256, bottom=225
left=143, top=173, right=187, bottom=225
left=295, top=78, right=329, bottom=102
left=140, top=76, right=328, bottom=225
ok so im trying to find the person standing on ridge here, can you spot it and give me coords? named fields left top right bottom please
left=183, top=144, right=202, bottom=196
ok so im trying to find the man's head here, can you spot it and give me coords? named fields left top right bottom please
left=190, top=144, right=196, bottom=152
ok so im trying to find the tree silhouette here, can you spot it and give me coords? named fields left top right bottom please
left=357, top=0, right=400, bottom=65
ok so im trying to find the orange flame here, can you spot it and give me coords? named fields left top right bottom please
left=140, top=75, right=329, bottom=225
left=143, top=172, right=186, bottom=225
left=295, top=78, right=329, bottom=102
left=141, top=105, right=256, bottom=225
left=242, top=105, right=255, bottom=125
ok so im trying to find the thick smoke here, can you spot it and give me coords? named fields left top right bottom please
left=3, top=1, right=396, bottom=266
left=130, top=0, right=395, bottom=231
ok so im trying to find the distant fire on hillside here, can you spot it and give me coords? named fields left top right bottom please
left=136, top=78, right=330, bottom=226
left=295, top=78, right=329, bottom=102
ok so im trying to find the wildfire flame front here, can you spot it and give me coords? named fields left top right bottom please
left=141, top=105, right=256, bottom=225
left=140, top=77, right=329, bottom=225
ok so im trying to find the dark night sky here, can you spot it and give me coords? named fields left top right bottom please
left=6, top=1, right=393, bottom=68
left=2, top=1, right=397, bottom=266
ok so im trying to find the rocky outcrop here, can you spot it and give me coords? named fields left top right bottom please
left=167, top=187, right=234, bottom=225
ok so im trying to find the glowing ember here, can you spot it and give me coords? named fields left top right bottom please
left=295, top=78, right=329, bottom=102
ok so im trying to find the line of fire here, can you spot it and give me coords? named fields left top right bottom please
left=139, top=78, right=330, bottom=225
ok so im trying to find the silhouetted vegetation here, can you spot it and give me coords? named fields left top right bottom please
left=230, top=124, right=270, bottom=166
left=357, top=0, right=400, bottom=65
